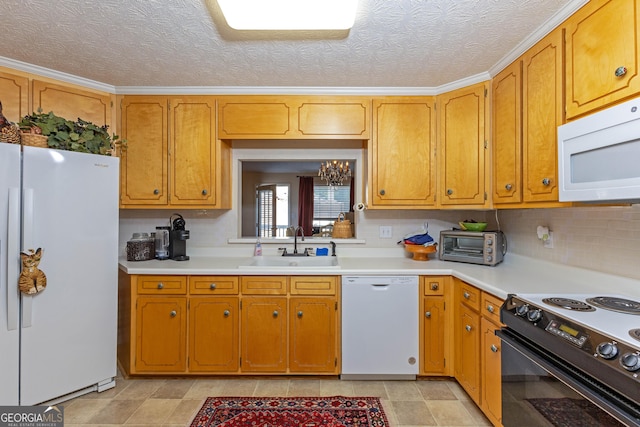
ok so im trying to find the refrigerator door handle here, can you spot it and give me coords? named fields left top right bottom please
left=21, top=188, right=34, bottom=328
left=7, top=188, right=20, bottom=331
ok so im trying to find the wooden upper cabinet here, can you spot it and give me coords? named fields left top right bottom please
left=565, top=0, right=640, bottom=119
left=369, top=97, right=436, bottom=208
left=120, top=95, right=230, bottom=209
left=492, top=61, right=522, bottom=205
left=0, top=70, right=29, bottom=123
left=32, top=80, right=111, bottom=126
left=217, top=96, right=370, bottom=139
left=438, top=82, right=489, bottom=207
left=120, top=96, right=169, bottom=206
left=170, top=97, right=217, bottom=205
left=522, top=28, right=564, bottom=203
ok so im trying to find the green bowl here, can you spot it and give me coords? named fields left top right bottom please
left=460, top=222, right=487, bottom=232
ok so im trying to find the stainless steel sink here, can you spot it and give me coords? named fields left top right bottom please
left=239, top=256, right=340, bottom=269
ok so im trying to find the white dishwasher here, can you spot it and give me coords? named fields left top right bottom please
left=341, top=276, right=419, bottom=380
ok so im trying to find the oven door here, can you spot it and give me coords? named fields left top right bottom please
left=497, top=329, right=640, bottom=427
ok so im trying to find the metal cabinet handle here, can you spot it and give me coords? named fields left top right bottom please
left=430, top=283, right=439, bottom=291
left=379, top=189, right=385, bottom=196
left=170, top=310, right=177, bottom=317
left=465, top=325, right=472, bottom=332
left=463, top=291, right=470, bottom=299
left=202, top=189, right=208, bottom=195
left=615, top=66, right=627, bottom=77
left=209, top=283, right=217, bottom=290
left=425, top=311, right=431, bottom=318
left=153, top=189, right=160, bottom=195
left=297, top=311, right=303, bottom=318
left=157, top=282, right=164, bottom=289
left=273, top=310, right=279, bottom=317
left=447, top=188, right=453, bottom=195
left=542, top=178, right=550, bottom=186
left=491, top=344, right=499, bottom=353
left=487, top=305, right=495, bottom=313
left=223, top=310, right=230, bottom=317
left=505, top=183, right=513, bottom=191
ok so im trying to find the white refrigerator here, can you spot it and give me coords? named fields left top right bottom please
left=0, top=143, right=119, bottom=405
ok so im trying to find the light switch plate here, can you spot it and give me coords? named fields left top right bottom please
left=379, top=225, right=393, bottom=238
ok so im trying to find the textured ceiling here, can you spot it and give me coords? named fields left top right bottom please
left=0, top=0, right=583, bottom=90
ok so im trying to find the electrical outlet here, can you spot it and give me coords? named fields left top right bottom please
left=379, top=226, right=393, bottom=238
left=544, top=232, right=554, bottom=248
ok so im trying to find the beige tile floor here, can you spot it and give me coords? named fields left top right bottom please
left=62, top=373, right=492, bottom=427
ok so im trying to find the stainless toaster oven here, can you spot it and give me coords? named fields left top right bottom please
left=438, top=230, right=506, bottom=266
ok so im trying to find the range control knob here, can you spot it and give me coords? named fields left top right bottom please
left=596, top=342, right=619, bottom=359
left=527, top=309, right=543, bottom=323
left=620, top=353, right=640, bottom=372
left=515, top=304, right=530, bottom=317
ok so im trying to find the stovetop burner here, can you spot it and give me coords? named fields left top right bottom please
left=630, top=328, right=640, bottom=342
left=542, top=297, right=596, bottom=311
left=585, top=296, right=640, bottom=315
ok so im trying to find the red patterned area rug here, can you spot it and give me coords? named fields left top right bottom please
left=189, top=396, right=389, bottom=427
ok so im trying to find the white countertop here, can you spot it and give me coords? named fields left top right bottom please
left=119, top=252, right=640, bottom=300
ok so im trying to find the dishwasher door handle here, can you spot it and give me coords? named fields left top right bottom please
left=371, top=284, right=390, bottom=290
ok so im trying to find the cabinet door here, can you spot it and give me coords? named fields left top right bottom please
left=170, top=97, right=217, bottom=206
left=289, top=297, right=337, bottom=373
left=566, top=0, right=640, bottom=119
left=297, top=98, right=370, bottom=139
left=492, top=61, right=522, bottom=204
left=32, top=80, right=111, bottom=127
left=0, top=71, right=29, bottom=123
left=241, top=297, right=287, bottom=372
left=120, top=96, right=168, bottom=206
left=369, top=97, right=436, bottom=208
left=455, top=303, right=480, bottom=404
left=189, top=297, right=239, bottom=372
left=522, top=28, right=563, bottom=203
left=218, top=96, right=293, bottom=139
left=422, top=296, right=445, bottom=375
left=481, top=317, right=502, bottom=427
left=135, top=297, right=186, bottom=373
left=438, top=83, right=488, bottom=207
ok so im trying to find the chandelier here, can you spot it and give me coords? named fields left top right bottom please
left=319, top=160, right=351, bottom=186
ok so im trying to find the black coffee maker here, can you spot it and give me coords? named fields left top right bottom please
left=169, top=213, right=190, bottom=261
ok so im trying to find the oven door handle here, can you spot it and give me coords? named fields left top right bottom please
left=497, top=329, right=640, bottom=427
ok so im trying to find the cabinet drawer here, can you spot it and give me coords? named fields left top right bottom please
left=481, top=292, right=503, bottom=325
left=422, top=276, right=446, bottom=296
left=457, top=280, right=480, bottom=311
left=137, top=275, right=187, bottom=295
left=190, top=276, right=239, bottom=295
left=290, top=276, right=338, bottom=295
left=241, top=276, right=287, bottom=295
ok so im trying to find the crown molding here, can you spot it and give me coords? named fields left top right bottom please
left=489, top=0, right=588, bottom=78
left=0, top=56, right=116, bottom=93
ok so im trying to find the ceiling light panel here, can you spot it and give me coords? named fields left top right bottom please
left=217, top=0, right=359, bottom=30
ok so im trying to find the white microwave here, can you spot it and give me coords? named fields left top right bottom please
left=558, top=96, right=640, bottom=203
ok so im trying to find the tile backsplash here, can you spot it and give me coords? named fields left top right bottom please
left=120, top=204, right=640, bottom=281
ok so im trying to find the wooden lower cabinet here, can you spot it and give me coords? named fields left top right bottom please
left=189, top=297, right=239, bottom=372
left=420, top=276, right=451, bottom=376
left=241, top=296, right=288, bottom=372
left=289, top=297, right=337, bottom=373
left=452, top=278, right=504, bottom=427
left=135, top=296, right=187, bottom=373
left=118, top=273, right=339, bottom=376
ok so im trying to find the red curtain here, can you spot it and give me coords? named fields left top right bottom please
left=298, top=176, right=314, bottom=236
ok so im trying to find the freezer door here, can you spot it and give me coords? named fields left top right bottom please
left=0, top=143, right=21, bottom=405
left=20, top=147, right=119, bottom=405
